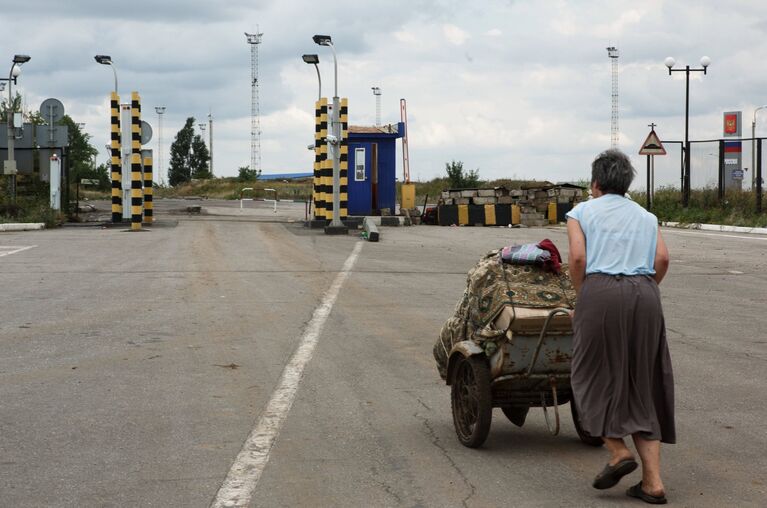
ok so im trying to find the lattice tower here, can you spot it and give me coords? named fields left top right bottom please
left=607, top=46, right=619, bottom=148
left=245, top=30, right=263, bottom=172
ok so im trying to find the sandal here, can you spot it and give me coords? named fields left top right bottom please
left=592, top=458, right=638, bottom=489
left=627, top=481, right=667, bottom=504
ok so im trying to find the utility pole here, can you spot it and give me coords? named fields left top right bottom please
left=245, top=30, right=263, bottom=173
left=607, top=47, right=619, bottom=149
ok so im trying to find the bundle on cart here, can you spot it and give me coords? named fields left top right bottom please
left=433, top=241, right=603, bottom=448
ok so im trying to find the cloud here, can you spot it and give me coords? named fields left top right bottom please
left=5, top=0, right=767, bottom=187
left=442, top=24, right=470, bottom=46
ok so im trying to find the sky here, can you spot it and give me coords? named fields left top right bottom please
left=3, top=0, right=767, bottom=190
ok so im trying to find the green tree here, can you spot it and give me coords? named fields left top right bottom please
left=445, top=160, right=480, bottom=188
left=237, top=166, right=261, bottom=182
left=58, top=115, right=100, bottom=183
left=168, top=117, right=195, bottom=186
left=0, top=92, right=44, bottom=125
left=190, top=134, right=211, bottom=179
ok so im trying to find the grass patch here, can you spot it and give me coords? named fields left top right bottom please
left=638, top=187, right=767, bottom=227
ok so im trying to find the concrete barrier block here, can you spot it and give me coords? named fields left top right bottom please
left=363, top=217, right=379, bottom=242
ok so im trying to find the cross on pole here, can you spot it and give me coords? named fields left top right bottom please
left=648, top=122, right=657, bottom=130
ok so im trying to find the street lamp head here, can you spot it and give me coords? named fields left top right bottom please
left=13, top=55, right=30, bottom=64
left=664, top=57, right=676, bottom=69
left=372, top=86, right=381, bottom=96
left=302, top=54, right=319, bottom=64
left=700, top=56, right=711, bottom=68
left=94, top=55, right=112, bottom=65
left=155, top=106, right=166, bottom=114
left=11, top=65, right=21, bottom=78
left=312, top=34, right=332, bottom=46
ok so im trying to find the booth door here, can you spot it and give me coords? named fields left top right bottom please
left=349, top=144, right=372, bottom=216
left=370, top=143, right=378, bottom=214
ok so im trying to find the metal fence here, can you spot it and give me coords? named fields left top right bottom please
left=642, top=136, right=765, bottom=213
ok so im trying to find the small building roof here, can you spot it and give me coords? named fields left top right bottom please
left=349, top=124, right=400, bottom=134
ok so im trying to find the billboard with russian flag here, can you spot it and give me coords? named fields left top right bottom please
left=723, top=111, right=743, bottom=189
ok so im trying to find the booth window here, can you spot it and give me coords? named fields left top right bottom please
left=355, top=148, right=366, bottom=181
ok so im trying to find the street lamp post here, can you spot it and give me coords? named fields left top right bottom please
left=155, top=106, right=165, bottom=185
left=198, top=123, right=209, bottom=175
left=313, top=34, right=347, bottom=234
left=302, top=54, right=321, bottom=101
left=665, top=55, right=710, bottom=207
left=372, top=87, right=382, bottom=127
left=4, top=55, right=31, bottom=202
left=95, top=54, right=122, bottom=222
left=752, top=106, right=767, bottom=191
left=94, top=55, right=118, bottom=94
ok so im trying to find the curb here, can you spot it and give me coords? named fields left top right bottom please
left=0, top=223, right=45, bottom=232
left=662, top=221, right=767, bottom=236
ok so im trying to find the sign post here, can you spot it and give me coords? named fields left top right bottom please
left=639, top=125, right=667, bottom=209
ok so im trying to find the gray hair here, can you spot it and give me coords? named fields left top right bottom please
left=591, top=149, right=636, bottom=195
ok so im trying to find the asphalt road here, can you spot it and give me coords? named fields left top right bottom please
left=0, top=200, right=765, bottom=507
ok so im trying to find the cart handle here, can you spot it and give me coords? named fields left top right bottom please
left=525, top=307, right=573, bottom=378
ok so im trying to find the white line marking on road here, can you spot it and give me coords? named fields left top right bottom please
left=211, top=241, right=364, bottom=508
left=663, top=230, right=767, bottom=242
left=728, top=270, right=744, bottom=275
left=0, top=245, right=37, bottom=257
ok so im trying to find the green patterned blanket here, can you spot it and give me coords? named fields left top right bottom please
left=433, top=249, right=577, bottom=379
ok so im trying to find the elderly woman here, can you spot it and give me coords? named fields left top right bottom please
left=566, top=150, right=674, bottom=505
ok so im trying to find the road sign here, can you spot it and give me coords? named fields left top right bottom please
left=39, top=98, right=65, bottom=123
left=140, top=120, right=153, bottom=145
left=639, top=129, right=667, bottom=155
left=732, top=169, right=744, bottom=180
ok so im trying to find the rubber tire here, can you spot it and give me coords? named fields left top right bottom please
left=450, top=355, right=493, bottom=448
left=570, top=401, right=603, bottom=447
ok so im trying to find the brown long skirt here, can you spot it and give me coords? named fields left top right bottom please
left=571, top=274, right=676, bottom=444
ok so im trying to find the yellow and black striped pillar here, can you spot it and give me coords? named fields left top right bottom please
left=110, top=92, right=122, bottom=223
left=130, top=92, right=143, bottom=231
left=143, top=150, right=153, bottom=224
left=314, top=98, right=327, bottom=219
left=339, top=98, right=349, bottom=219
left=320, top=100, right=332, bottom=220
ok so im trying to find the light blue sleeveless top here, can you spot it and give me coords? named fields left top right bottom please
left=566, top=194, right=658, bottom=275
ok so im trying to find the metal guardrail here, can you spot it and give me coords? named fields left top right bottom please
left=264, top=188, right=277, bottom=213
left=240, top=187, right=254, bottom=209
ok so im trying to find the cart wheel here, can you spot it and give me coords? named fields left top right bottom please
left=451, top=355, right=492, bottom=448
left=570, top=401, right=603, bottom=447
left=501, top=406, right=529, bottom=427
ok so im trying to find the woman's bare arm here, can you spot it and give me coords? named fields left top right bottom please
left=567, top=218, right=587, bottom=294
left=653, top=229, right=670, bottom=284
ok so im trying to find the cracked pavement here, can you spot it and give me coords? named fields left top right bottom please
left=0, top=200, right=765, bottom=506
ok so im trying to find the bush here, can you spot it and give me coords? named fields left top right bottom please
left=238, top=166, right=261, bottom=182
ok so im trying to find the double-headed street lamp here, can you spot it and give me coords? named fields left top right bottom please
left=664, top=55, right=711, bottom=207
left=4, top=54, right=31, bottom=201
left=313, top=34, right=346, bottom=233
left=94, top=55, right=118, bottom=94
left=752, top=106, right=767, bottom=191
left=302, top=54, right=321, bottom=101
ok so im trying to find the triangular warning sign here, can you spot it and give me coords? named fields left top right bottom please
left=639, top=130, right=667, bottom=156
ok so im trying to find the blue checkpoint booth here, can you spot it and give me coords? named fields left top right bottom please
left=347, top=123, right=404, bottom=216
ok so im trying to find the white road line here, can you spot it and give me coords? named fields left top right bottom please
left=0, top=245, right=37, bottom=257
left=663, top=230, right=767, bottom=242
left=211, top=241, right=364, bottom=508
